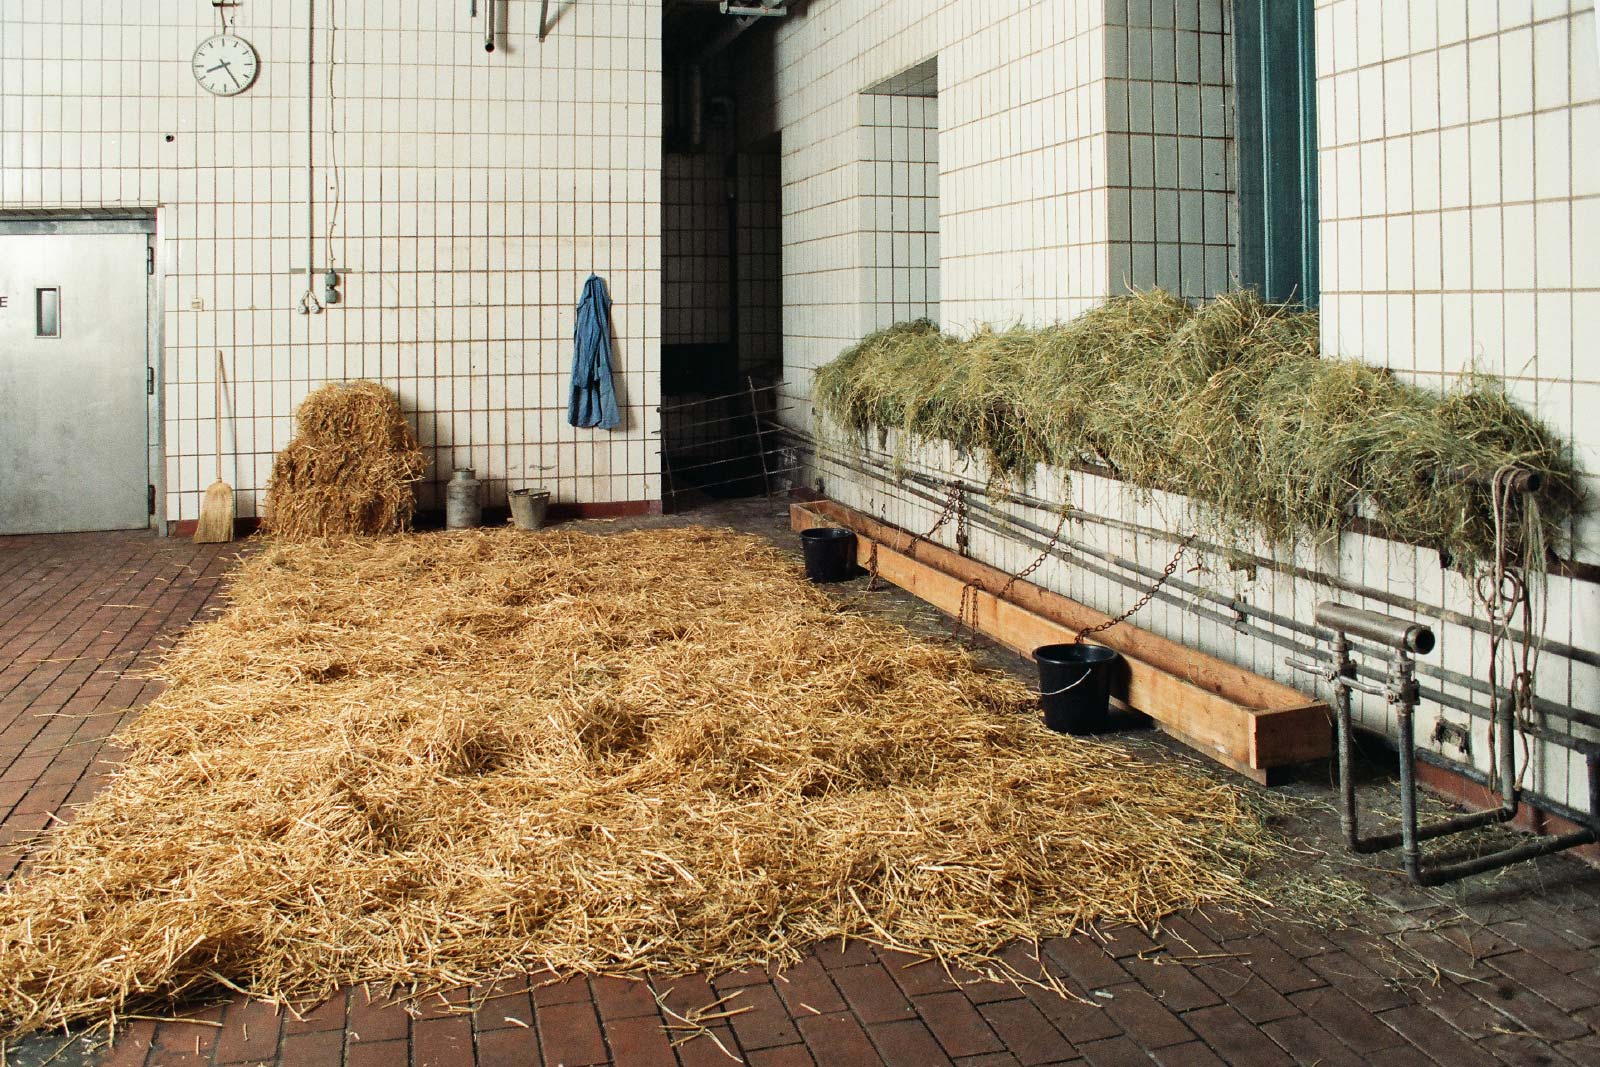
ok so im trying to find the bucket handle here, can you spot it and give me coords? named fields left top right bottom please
left=1038, top=670, right=1093, bottom=698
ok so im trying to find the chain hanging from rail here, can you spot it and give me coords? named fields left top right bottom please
left=1074, top=532, right=1197, bottom=644
left=866, top=480, right=965, bottom=592
left=997, top=507, right=1073, bottom=603
left=950, top=503, right=1076, bottom=643
left=948, top=506, right=1077, bottom=644
left=861, top=485, right=1192, bottom=648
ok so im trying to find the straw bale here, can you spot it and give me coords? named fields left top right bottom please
left=813, top=289, right=1583, bottom=571
left=0, top=527, right=1266, bottom=1035
left=264, top=381, right=424, bottom=540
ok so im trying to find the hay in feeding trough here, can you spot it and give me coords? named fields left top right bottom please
left=264, top=381, right=425, bottom=540
left=0, top=527, right=1268, bottom=1035
left=813, top=289, right=1583, bottom=571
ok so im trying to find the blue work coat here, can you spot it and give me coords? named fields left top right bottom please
left=568, top=274, right=622, bottom=430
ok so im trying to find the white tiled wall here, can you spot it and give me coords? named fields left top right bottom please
left=859, top=90, right=941, bottom=328
left=767, top=0, right=1113, bottom=425
left=775, top=0, right=1600, bottom=815
left=0, top=0, right=663, bottom=520
left=1307, top=0, right=1600, bottom=809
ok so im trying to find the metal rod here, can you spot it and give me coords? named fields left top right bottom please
left=664, top=446, right=790, bottom=476
left=793, top=433, right=1600, bottom=868
left=539, top=0, right=551, bottom=41
left=485, top=0, right=496, bottom=51
left=661, top=426, right=766, bottom=451
left=748, top=376, right=773, bottom=502
left=1314, top=602, right=1435, bottom=654
left=666, top=464, right=801, bottom=498
left=777, top=424, right=1598, bottom=668
left=657, top=381, right=785, bottom=411
left=661, top=447, right=677, bottom=512
left=653, top=405, right=798, bottom=433
left=297, top=0, right=322, bottom=316
left=1414, top=826, right=1599, bottom=883
left=1313, top=631, right=1596, bottom=885
left=796, top=430, right=1600, bottom=739
left=1412, top=747, right=1600, bottom=834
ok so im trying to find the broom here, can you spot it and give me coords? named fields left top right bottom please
left=193, top=351, right=235, bottom=543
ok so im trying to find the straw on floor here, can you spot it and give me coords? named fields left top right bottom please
left=264, top=381, right=425, bottom=540
left=0, top=527, right=1268, bottom=1035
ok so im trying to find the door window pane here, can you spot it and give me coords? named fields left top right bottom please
left=36, top=287, right=59, bottom=337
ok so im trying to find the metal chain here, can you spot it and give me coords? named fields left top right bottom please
left=954, top=579, right=985, bottom=641
left=997, top=507, right=1072, bottom=604
left=867, top=481, right=962, bottom=591
left=1075, top=532, right=1197, bottom=643
left=955, top=489, right=970, bottom=556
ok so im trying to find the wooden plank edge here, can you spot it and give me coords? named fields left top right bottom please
left=792, top=500, right=1331, bottom=772
left=794, top=498, right=1322, bottom=714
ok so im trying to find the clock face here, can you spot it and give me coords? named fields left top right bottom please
left=191, top=35, right=259, bottom=96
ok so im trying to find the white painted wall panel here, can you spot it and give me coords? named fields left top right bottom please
left=0, top=0, right=664, bottom=520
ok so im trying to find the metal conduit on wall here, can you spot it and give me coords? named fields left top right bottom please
left=777, top=425, right=1598, bottom=669
left=777, top=427, right=1600, bottom=752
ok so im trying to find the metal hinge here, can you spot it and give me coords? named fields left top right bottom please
left=148, top=485, right=157, bottom=515
left=147, top=367, right=155, bottom=394
left=147, top=246, right=155, bottom=275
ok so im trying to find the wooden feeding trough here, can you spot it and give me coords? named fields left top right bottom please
left=792, top=498, right=1330, bottom=784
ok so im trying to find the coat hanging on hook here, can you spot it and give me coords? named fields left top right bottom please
left=568, top=274, right=622, bottom=430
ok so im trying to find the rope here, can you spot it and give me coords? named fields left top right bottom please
left=1476, top=465, right=1544, bottom=792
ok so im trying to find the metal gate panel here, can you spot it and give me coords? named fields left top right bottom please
left=0, top=231, right=152, bottom=534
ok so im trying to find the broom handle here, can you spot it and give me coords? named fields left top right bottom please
left=215, top=351, right=225, bottom=478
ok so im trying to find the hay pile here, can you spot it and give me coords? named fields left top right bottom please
left=813, top=290, right=1582, bottom=569
left=0, top=527, right=1266, bottom=1035
left=265, top=381, right=425, bottom=539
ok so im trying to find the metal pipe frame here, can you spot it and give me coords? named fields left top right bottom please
left=1307, top=604, right=1598, bottom=885
left=792, top=428, right=1600, bottom=739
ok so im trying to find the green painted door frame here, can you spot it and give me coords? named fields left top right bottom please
left=1235, top=0, right=1319, bottom=307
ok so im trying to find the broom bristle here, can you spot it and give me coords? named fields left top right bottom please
left=193, top=479, right=235, bottom=543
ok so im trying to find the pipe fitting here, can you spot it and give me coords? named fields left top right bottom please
left=1315, top=601, right=1435, bottom=654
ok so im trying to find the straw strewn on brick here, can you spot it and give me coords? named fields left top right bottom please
left=0, top=527, right=1265, bottom=1035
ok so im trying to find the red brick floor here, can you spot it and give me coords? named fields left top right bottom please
left=0, top=531, right=244, bottom=882
left=4, top=523, right=1600, bottom=1067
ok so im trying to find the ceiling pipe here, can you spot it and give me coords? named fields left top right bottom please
left=696, top=1, right=789, bottom=62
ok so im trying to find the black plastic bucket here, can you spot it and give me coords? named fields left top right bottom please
left=1034, top=643, right=1121, bottom=735
left=800, top=527, right=858, bottom=583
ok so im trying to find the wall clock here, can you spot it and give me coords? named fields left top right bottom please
left=191, top=34, right=259, bottom=96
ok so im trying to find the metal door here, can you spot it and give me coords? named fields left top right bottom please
left=0, top=230, right=153, bottom=533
